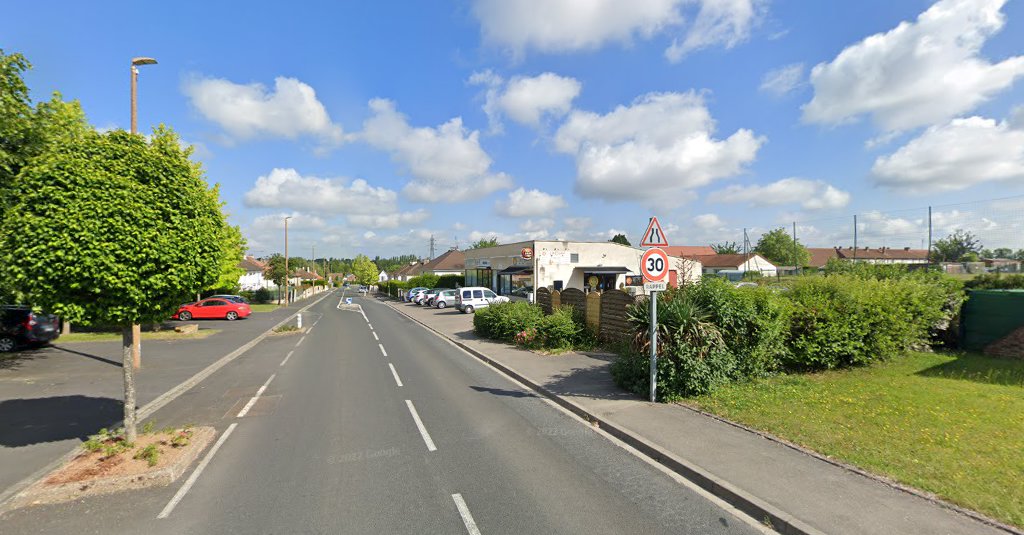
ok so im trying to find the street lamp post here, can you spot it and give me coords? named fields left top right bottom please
left=129, top=56, right=156, bottom=371
left=284, top=216, right=292, bottom=305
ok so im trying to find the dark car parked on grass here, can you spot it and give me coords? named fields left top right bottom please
left=0, top=305, right=60, bottom=352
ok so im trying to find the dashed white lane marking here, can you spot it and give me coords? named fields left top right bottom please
left=280, top=350, right=294, bottom=367
left=237, top=374, right=276, bottom=418
left=158, top=423, right=238, bottom=519
left=452, top=493, right=481, bottom=535
left=296, top=335, right=305, bottom=347
left=404, top=400, right=437, bottom=452
left=373, top=331, right=379, bottom=341
left=368, top=323, right=373, bottom=330
left=388, top=363, right=404, bottom=387
left=361, top=308, right=369, bottom=323
left=378, top=343, right=387, bottom=357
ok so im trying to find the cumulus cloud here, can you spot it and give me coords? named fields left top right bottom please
left=519, top=218, right=556, bottom=232
left=708, top=178, right=850, bottom=210
left=759, top=63, right=805, bottom=96
left=553, top=91, right=764, bottom=203
left=347, top=210, right=431, bottom=229
left=472, top=0, right=762, bottom=61
left=802, top=0, right=1024, bottom=131
left=563, top=217, right=592, bottom=232
left=665, top=0, right=765, bottom=61
left=251, top=212, right=328, bottom=231
left=471, top=72, right=582, bottom=131
left=496, top=187, right=567, bottom=217
left=693, top=213, right=726, bottom=231
left=872, top=116, right=1024, bottom=192
left=183, top=75, right=345, bottom=147
left=360, top=98, right=513, bottom=202
left=243, top=168, right=397, bottom=215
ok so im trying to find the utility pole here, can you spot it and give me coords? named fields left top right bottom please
left=129, top=56, right=157, bottom=372
left=853, top=215, right=858, bottom=261
left=928, top=206, right=933, bottom=268
left=284, top=216, right=292, bottom=305
left=429, top=234, right=435, bottom=260
left=311, top=245, right=315, bottom=276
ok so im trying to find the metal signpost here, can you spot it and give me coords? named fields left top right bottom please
left=639, top=219, right=669, bottom=402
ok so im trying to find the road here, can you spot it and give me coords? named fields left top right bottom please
left=0, top=292, right=765, bottom=534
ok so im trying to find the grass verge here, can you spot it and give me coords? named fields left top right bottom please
left=688, top=351, right=1024, bottom=528
left=59, top=329, right=220, bottom=343
left=249, top=303, right=279, bottom=313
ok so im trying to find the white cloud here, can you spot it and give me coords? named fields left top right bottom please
left=496, top=187, right=567, bottom=217
left=872, top=116, right=1024, bottom=192
left=858, top=211, right=921, bottom=237
left=363, top=231, right=377, bottom=240
left=759, top=63, right=804, bottom=96
left=360, top=98, right=513, bottom=202
left=519, top=218, right=556, bottom=232
left=243, top=168, right=397, bottom=215
left=347, top=210, right=431, bottom=229
left=665, top=0, right=765, bottom=62
left=803, top=0, right=1024, bottom=131
left=453, top=222, right=467, bottom=231
left=470, top=71, right=581, bottom=132
left=563, top=216, right=592, bottom=232
left=183, top=75, right=345, bottom=147
left=708, top=177, right=850, bottom=210
left=694, top=213, right=725, bottom=231
left=554, top=91, right=764, bottom=203
left=472, top=0, right=761, bottom=61
left=251, top=212, right=327, bottom=231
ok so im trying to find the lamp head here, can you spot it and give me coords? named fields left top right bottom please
left=131, top=57, right=158, bottom=66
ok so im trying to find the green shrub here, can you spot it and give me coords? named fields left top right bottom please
left=406, top=274, right=439, bottom=289
left=253, top=287, right=272, bottom=304
left=436, top=274, right=465, bottom=288
left=964, top=273, right=1024, bottom=290
left=538, top=306, right=578, bottom=350
left=473, top=301, right=544, bottom=342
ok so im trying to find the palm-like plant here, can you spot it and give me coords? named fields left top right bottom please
left=628, top=291, right=724, bottom=361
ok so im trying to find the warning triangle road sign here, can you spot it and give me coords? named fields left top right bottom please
left=640, top=217, right=669, bottom=247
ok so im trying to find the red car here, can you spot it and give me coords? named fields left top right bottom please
left=174, top=298, right=251, bottom=321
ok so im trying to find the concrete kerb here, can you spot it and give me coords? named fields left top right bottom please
left=0, top=290, right=336, bottom=514
left=379, top=299, right=819, bottom=535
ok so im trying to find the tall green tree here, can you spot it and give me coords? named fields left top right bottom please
left=470, top=237, right=500, bottom=249
left=711, top=241, right=740, bottom=254
left=609, top=233, right=631, bottom=246
left=0, top=50, right=39, bottom=198
left=0, top=127, right=230, bottom=440
left=931, top=229, right=981, bottom=262
left=207, top=221, right=246, bottom=292
left=754, top=228, right=810, bottom=266
left=352, top=254, right=378, bottom=285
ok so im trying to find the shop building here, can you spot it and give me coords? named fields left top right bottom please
left=463, top=240, right=701, bottom=298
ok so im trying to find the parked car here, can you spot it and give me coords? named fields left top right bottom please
left=433, top=289, right=458, bottom=309
left=358, top=285, right=369, bottom=294
left=174, top=298, right=251, bottom=321
left=509, top=286, right=534, bottom=303
left=404, top=287, right=428, bottom=302
left=208, top=294, right=249, bottom=304
left=423, top=288, right=444, bottom=306
left=411, top=288, right=431, bottom=304
left=0, top=305, right=60, bottom=352
left=455, top=287, right=509, bottom=314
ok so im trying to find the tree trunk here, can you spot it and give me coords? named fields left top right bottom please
left=132, top=323, right=141, bottom=369
left=122, top=326, right=137, bottom=442
left=61, top=320, right=71, bottom=335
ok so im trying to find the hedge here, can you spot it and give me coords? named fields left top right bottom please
left=473, top=301, right=593, bottom=351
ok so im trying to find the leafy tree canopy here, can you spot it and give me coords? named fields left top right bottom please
left=931, top=229, right=981, bottom=262
left=264, top=254, right=289, bottom=286
left=609, top=233, right=631, bottom=246
left=353, top=254, right=378, bottom=285
left=711, top=241, right=740, bottom=254
left=754, top=228, right=810, bottom=266
left=0, top=127, right=229, bottom=325
left=470, top=237, right=500, bottom=249
left=208, top=221, right=246, bottom=292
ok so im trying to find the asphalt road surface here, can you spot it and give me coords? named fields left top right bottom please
left=0, top=292, right=766, bottom=534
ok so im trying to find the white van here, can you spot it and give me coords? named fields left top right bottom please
left=455, top=287, right=509, bottom=313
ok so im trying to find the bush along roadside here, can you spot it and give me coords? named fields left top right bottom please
left=473, top=301, right=595, bottom=353
left=612, top=271, right=965, bottom=400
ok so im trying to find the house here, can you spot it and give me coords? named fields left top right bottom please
left=409, top=249, right=465, bottom=278
left=391, top=262, right=421, bottom=282
left=290, top=269, right=320, bottom=286
left=805, top=247, right=929, bottom=268
left=688, top=254, right=778, bottom=277
left=985, top=258, right=1022, bottom=273
left=237, top=256, right=273, bottom=291
left=378, top=270, right=389, bottom=283
left=464, top=240, right=701, bottom=298
left=661, top=245, right=716, bottom=257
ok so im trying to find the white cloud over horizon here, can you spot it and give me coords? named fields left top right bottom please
left=495, top=187, right=568, bottom=217
left=243, top=168, right=397, bottom=215
left=708, top=177, right=850, bottom=210
left=759, top=63, right=804, bottom=96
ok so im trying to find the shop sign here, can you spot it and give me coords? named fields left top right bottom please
left=521, top=247, right=534, bottom=259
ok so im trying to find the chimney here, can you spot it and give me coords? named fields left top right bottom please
left=904, top=247, right=910, bottom=251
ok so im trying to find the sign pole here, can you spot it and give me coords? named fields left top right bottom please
left=649, top=290, right=657, bottom=402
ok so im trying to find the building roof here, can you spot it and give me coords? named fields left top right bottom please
left=806, top=248, right=841, bottom=268
left=238, top=256, right=267, bottom=272
left=413, top=249, right=465, bottom=275
left=690, top=253, right=775, bottom=268
left=661, top=246, right=716, bottom=257
left=293, top=270, right=320, bottom=280
left=393, top=261, right=422, bottom=278
left=839, top=247, right=928, bottom=261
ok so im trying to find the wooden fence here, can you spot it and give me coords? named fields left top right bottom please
left=532, top=288, right=637, bottom=343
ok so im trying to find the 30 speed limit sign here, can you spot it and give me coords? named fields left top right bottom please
left=640, top=248, right=669, bottom=282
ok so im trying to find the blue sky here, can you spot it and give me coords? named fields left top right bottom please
left=7, top=0, right=1024, bottom=258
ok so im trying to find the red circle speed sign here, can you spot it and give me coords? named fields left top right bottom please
left=640, top=248, right=669, bottom=282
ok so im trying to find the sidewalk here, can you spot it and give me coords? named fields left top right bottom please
left=0, top=290, right=328, bottom=501
left=377, top=297, right=1015, bottom=535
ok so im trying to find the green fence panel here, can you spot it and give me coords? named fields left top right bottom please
left=961, top=290, right=1024, bottom=351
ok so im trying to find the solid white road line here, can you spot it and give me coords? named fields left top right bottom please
left=451, top=493, right=482, bottom=535
left=296, top=335, right=305, bottom=347
left=388, top=362, right=404, bottom=387
left=378, top=343, right=387, bottom=357
left=361, top=308, right=369, bottom=323
left=280, top=350, right=294, bottom=367
left=373, top=331, right=379, bottom=341
left=157, top=423, right=239, bottom=519
left=404, top=400, right=437, bottom=452
left=368, top=323, right=373, bottom=330
left=237, top=374, right=276, bottom=418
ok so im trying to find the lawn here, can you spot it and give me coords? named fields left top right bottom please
left=59, top=329, right=220, bottom=343
left=689, top=351, right=1024, bottom=528
left=249, top=303, right=279, bottom=313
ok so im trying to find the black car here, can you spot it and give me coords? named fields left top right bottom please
left=0, top=305, right=60, bottom=352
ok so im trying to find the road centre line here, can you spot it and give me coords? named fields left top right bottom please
left=237, top=374, right=276, bottom=418
left=280, top=350, right=294, bottom=367
left=373, top=331, right=379, bottom=341
left=158, top=423, right=238, bottom=519
left=404, top=400, right=437, bottom=452
left=368, top=323, right=373, bottom=330
left=296, top=335, right=305, bottom=347
left=452, top=493, right=482, bottom=535
left=388, top=363, right=404, bottom=387
left=378, top=343, right=387, bottom=357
